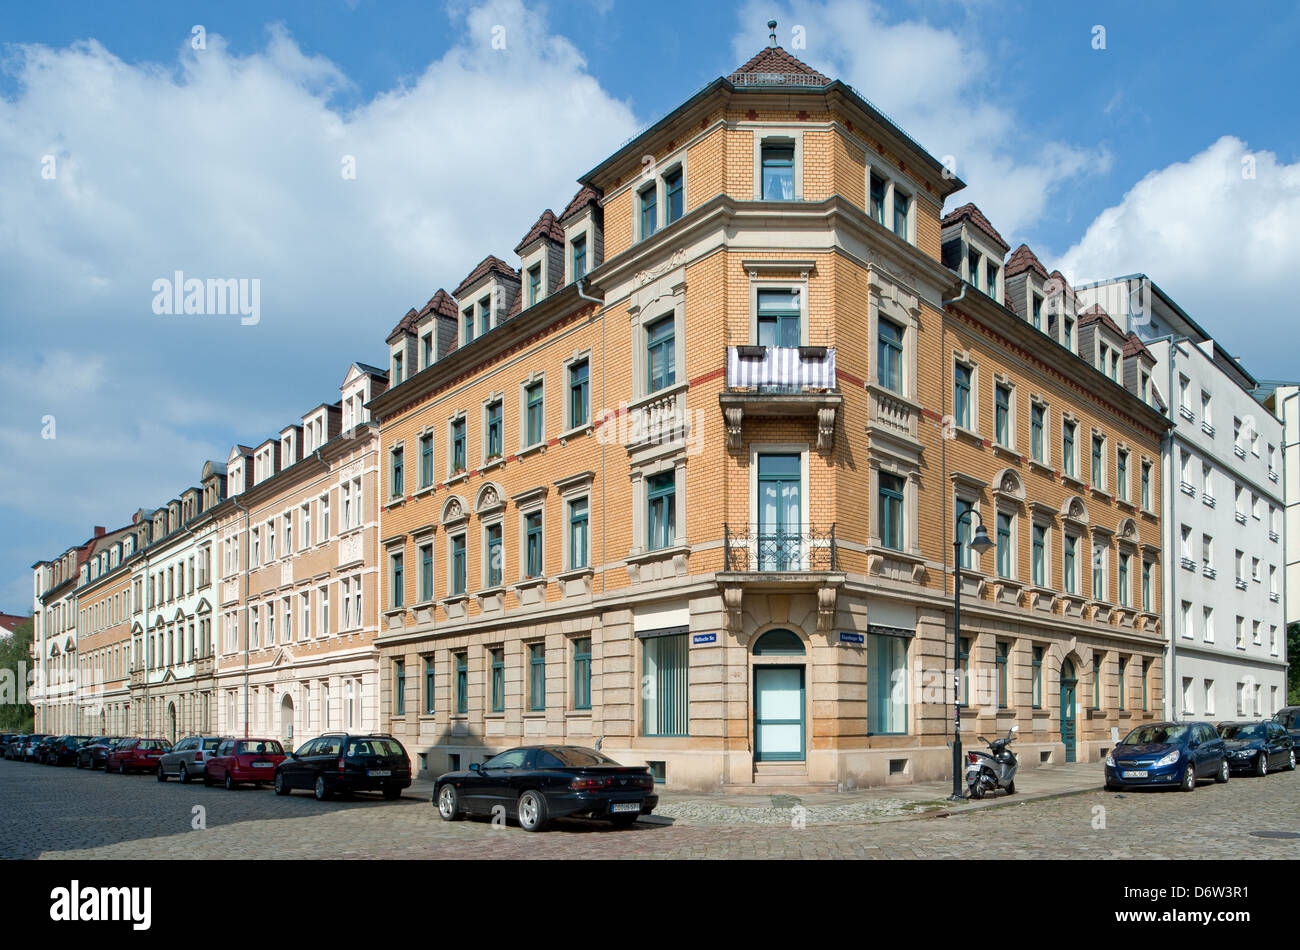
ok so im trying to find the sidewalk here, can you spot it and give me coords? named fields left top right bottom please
left=405, top=760, right=1106, bottom=826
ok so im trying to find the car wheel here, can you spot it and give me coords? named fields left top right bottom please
left=517, top=789, right=548, bottom=832
left=1255, top=753, right=1268, bottom=777
left=382, top=786, right=402, bottom=801
left=179, top=766, right=190, bottom=785
left=202, top=770, right=212, bottom=787
left=314, top=776, right=331, bottom=802
left=1181, top=764, right=1197, bottom=792
left=1287, top=751, right=1296, bottom=772
left=225, top=773, right=236, bottom=791
left=274, top=773, right=290, bottom=796
left=437, top=785, right=463, bottom=821
left=157, top=765, right=167, bottom=782
left=1215, top=759, right=1229, bottom=784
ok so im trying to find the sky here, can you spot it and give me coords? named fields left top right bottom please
left=0, top=0, right=1297, bottom=610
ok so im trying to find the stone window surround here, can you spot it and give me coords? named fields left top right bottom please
left=950, top=472, right=988, bottom=574
left=512, top=486, right=548, bottom=584
left=480, top=391, right=506, bottom=467
left=991, top=372, right=1017, bottom=452
left=446, top=410, right=469, bottom=481
left=747, top=442, right=811, bottom=544
left=387, top=440, right=405, bottom=503
left=631, top=154, right=687, bottom=242
left=863, top=153, right=919, bottom=248
left=518, top=371, right=547, bottom=453
left=952, top=349, right=979, bottom=436
left=563, top=215, right=595, bottom=286
left=555, top=471, right=596, bottom=574
left=751, top=128, right=804, bottom=201
left=627, top=271, right=686, bottom=403
left=627, top=448, right=687, bottom=559
left=1028, top=394, right=1051, bottom=468
left=869, top=451, right=922, bottom=559
left=748, top=273, right=810, bottom=347
left=1090, top=428, right=1109, bottom=494
left=868, top=268, right=919, bottom=401
left=560, top=348, right=594, bottom=436
left=479, top=517, right=504, bottom=593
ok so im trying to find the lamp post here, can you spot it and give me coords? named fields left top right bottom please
left=950, top=507, right=994, bottom=801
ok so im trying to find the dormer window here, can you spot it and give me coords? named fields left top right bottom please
left=527, top=265, right=541, bottom=307
left=572, top=235, right=587, bottom=281
left=393, top=352, right=404, bottom=386
left=986, top=263, right=999, bottom=300
left=967, top=249, right=981, bottom=290
left=462, top=307, right=474, bottom=343
left=1031, top=294, right=1043, bottom=330
left=420, top=331, right=434, bottom=369
left=478, top=297, right=492, bottom=337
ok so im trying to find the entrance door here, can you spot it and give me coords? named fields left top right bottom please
left=1060, top=660, right=1077, bottom=763
left=758, top=454, right=801, bottom=570
left=281, top=694, right=295, bottom=749
left=754, top=666, right=805, bottom=762
left=167, top=702, right=177, bottom=743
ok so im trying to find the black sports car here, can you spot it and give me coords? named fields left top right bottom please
left=1219, top=721, right=1296, bottom=775
left=434, top=745, right=658, bottom=832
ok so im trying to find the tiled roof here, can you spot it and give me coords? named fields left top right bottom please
left=1045, top=270, right=1077, bottom=305
left=559, top=186, right=601, bottom=224
left=419, top=288, right=459, bottom=321
left=1123, top=331, right=1153, bottom=360
left=728, top=46, right=831, bottom=87
left=1005, top=244, right=1049, bottom=280
left=453, top=255, right=519, bottom=299
left=1078, top=304, right=1126, bottom=339
left=941, top=203, right=1009, bottom=251
left=514, top=209, right=565, bottom=254
left=385, top=307, right=420, bottom=344
left=0, top=612, right=26, bottom=634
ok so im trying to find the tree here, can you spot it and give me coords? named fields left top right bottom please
left=0, top=616, right=34, bottom=731
left=1289, top=622, right=1300, bottom=706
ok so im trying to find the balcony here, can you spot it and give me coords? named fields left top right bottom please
left=720, top=346, right=841, bottom=450
left=1235, top=512, right=1247, bottom=525
left=1179, top=406, right=1194, bottom=422
left=722, top=524, right=838, bottom=573
left=1234, top=445, right=1246, bottom=460
left=1180, top=481, right=1196, bottom=497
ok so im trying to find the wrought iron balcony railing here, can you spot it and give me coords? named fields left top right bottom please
left=723, top=523, right=838, bottom=572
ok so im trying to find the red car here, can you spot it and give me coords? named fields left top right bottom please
left=204, top=738, right=287, bottom=790
left=105, top=738, right=172, bottom=774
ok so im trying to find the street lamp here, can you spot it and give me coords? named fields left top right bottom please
left=950, top=508, right=994, bottom=801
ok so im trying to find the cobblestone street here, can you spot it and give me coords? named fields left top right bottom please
left=3, top=758, right=1298, bottom=860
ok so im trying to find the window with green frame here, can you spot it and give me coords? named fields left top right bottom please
left=485, top=524, right=502, bottom=587
left=455, top=652, right=468, bottom=714
left=893, top=190, right=910, bottom=240
left=761, top=143, right=794, bottom=200
left=418, top=542, right=433, bottom=603
left=395, top=660, right=406, bottom=716
left=647, top=472, right=675, bottom=550
left=528, top=643, right=546, bottom=711
left=1118, top=657, right=1127, bottom=710
left=390, top=551, right=404, bottom=609
left=1030, top=403, right=1044, bottom=462
left=1091, top=434, right=1104, bottom=486
left=527, top=265, right=541, bottom=307
left=568, top=497, right=589, bottom=570
left=955, top=497, right=975, bottom=569
left=996, top=511, right=1013, bottom=579
left=450, top=533, right=466, bottom=596
left=1141, top=560, right=1152, bottom=611
left=1141, top=460, right=1151, bottom=510
left=1064, top=533, right=1078, bottom=594
left=573, top=637, right=591, bottom=710
left=1118, top=552, right=1130, bottom=607
left=419, top=432, right=433, bottom=488
left=462, top=307, right=473, bottom=343
left=958, top=636, right=971, bottom=707
left=1141, top=659, right=1149, bottom=710
left=877, top=317, right=904, bottom=393
left=1117, top=448, right=1129, bottom=501
left=642, top=632, right=688, bottom=736
left=639, top=184, right=657, bottom=240
left=1063, top=419, right=1076, bottom=477
left=525, top=381, right=544, bottom=446
left=1031, top=646, right=1043, bottom=708
left=1093, top=542, right=1106, bottom=601
left=490, top=647, right=504, bottom=713
left=1092, top=656, right=1101, bottom=709
left=994, top=384, right=1011, bottom=446
left=568, top=359, right=589, bottom=428
left=869, top=172, right=886, bottom=224
left=757, top=288, right=800, bottom=348
left=486, top=400, right=503, bottom=458
left=878, top=472, right=905, bottom=551
left=1032, top=522, right=1046, bottom=587
left=390, top=446, right=404, bottom=498
left=571, top=235, right=587, bottom=281
left=525, top=511, right=543, bottom=578
left=646, top=315, right=675, bottom=393
left=867, top=633, right=907, bottom=735
left=954, top=363, right=972, bottom=429
left=995, top=641, right=1009, bottom=708
left=665, top=167, right=683, bottom=224
left=478, top=297, right=491, bottom=337
left=451, top=418, right=466, bottom=473
left=424, top=657, right=435, bottom=714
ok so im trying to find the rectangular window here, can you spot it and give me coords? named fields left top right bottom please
left=1030, top=404, right=1044, bottom=462
left=451, top=534, right=466, bottom=596
left=958, top=637, right=971, bottom=707
left=525, top=511, right=544, bottom=578
left=665, top=167, right=683, bottom=223
left=571, top=235, right=587, bottom=281
left=994, top=384, right=1011, bottom=447
left=418, top=543, right=433, bottom=603
left=424, top=657, right=435, bottom=715
left=639, top=184, right=657, bottom=240
left=1032, top=294, right=1043, bottom=329
left=1141, top=460, right=1151, bottom=509
left=1093, top=543, right=1106, bottom=601
left=1093, top=657, right=1103, bottom=709
left=1032, top=523, right=1046, bottom=587
left=1142, top=561, right=1152, bottom=612
left=646, top=315, right=676, bottom=392
left=390, top=446, right=404, bottom=499
left=1032, top=646, right=1043, bottom=708
left=455, top=653, right=468, bottom=714
left=392, top=352, right=404, bottom=386
left=1117, top=449, right=1129, bottom=502
left=478, top=297, right=491, bottom=337
left=568, top=497, right=589, bottom=570
left=527, top=264, right=541, bottom=307
left=642, top=633, right=688, bottom=736
left=647, top=471, right=676, bottom=551
left=1063, top=420, right=1076, bottom=478
left=319, top=585, right=329, bottom=635
left=878, top=473, right=905, bottom=551
left=486, top=400, right=503, bottom=459
left=1091, top=435, right=1104, bottom=487
left=954, top=363, right=972, bottom=429
left=868, top=633, right=907, bottom=735
left=1118, top=552, right=1130, bottom=607
left=568, top=360, right=589, bottom=429
left=528, top=643, right=546, bottom=711
left=1119, top=659, right=1126, bottom=711
left=451, top=419, right=466, bottom=473
left=490, top=648, right=505, bottom=713
left=893, top=190, right=910, bottom=240
left=525, top=381, right=544, bottom=446
left=573, top=637, right=592, bottom=710
left=462, top=307, right=473, bottom=343
left=877, top=317, right=904, bottom=393
left=996, top=512, right=1013, bottom=579
left=995, top=641, right=1009, bottom=709
left=320, top=494, right=330, bottom=541
left=389, top=551, right=404, bottom=609
left=421, top=332, right=433, bottom=369
left=757, top=288, right=801, bottom=349
left=968, top=249, right=981, bottom=291
left=395, top=661, right=406, bottom=716
left=869, top=172, right=886, bottom=224
left=955, top=497, right=975, bottom=569
left=418, top=433, right=433, bottom=488
left=761, top=143, right=794, bottom=200
left=486, top=524, right=502, bottom=587
left=1064, top=534, right=1078, bottom=594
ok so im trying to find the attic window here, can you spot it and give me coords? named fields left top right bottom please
left=527, top=265, right=541, bottom=307
left=421, top=331, right=434, bottom=369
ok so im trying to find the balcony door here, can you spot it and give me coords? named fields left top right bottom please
left=758, top=453, right=802, bottom=570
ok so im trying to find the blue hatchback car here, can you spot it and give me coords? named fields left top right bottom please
left=1104, top=721, right=1228, bottom=791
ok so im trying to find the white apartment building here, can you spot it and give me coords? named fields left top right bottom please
left=1257, top=382, right=1299, bottom=629
left=1075, top=276, right=1287, bottom=720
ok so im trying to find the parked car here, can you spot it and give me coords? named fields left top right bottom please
left=1273, top=706, right=1300, bottom=749
left=2, top=735, right=26, bottom=759
left=434, top=745, right=659, bottom=832
left=1219, top=720, right=1296, bottom=775
left=76, top=738, right=123, bottom=770
left=44, top=735, right=93, bottom=766
left=31, top=736, right=61, bottom=764
left=0, top=733, right=18, bottom=752
left=105, top=738, right=172, bottom=774
left=1105, top=721, right=1228, bottom=791
left=15, top=735, right=47, bottom=761
left=206, top=738, right=287, bottom=790
left=156, top=735, right=227, bottom=784
left=273, top=734, right=411, bottom=801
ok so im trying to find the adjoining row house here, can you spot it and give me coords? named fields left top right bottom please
left=28, top=38, right=1288, bottom=789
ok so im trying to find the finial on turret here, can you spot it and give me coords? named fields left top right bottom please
left=768, top=19, right=778, bottom=48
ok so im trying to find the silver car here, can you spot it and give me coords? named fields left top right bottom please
left=156, top=735, right=228, bottom=783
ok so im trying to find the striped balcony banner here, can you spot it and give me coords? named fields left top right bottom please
left=726, top=346, right=836, bottom=389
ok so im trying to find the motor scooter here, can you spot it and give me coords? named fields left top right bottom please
left=965, top=724, right=1019, bottom=799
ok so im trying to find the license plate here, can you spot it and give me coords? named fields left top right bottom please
left=251, top=761, right=272, bottom=769
left=368, top=769, right=390, bottom=777
left=1122, top=770, right=1148, bottom=778
left=610, top=802, right=641, bottom=813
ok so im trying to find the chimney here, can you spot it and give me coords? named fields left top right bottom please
left=94, top=526, right=106, bottom=537
left=768, top=19, right=778, bottom=47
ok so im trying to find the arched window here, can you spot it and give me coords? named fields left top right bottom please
left=753, top=628, right=806, bottom=655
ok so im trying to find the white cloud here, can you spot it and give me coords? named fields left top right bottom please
left=730, top=0, right=1110, bottom=236
left=1057, top=136, right=1300, bottom=375
left=0, top=0, right=640, bottom=604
